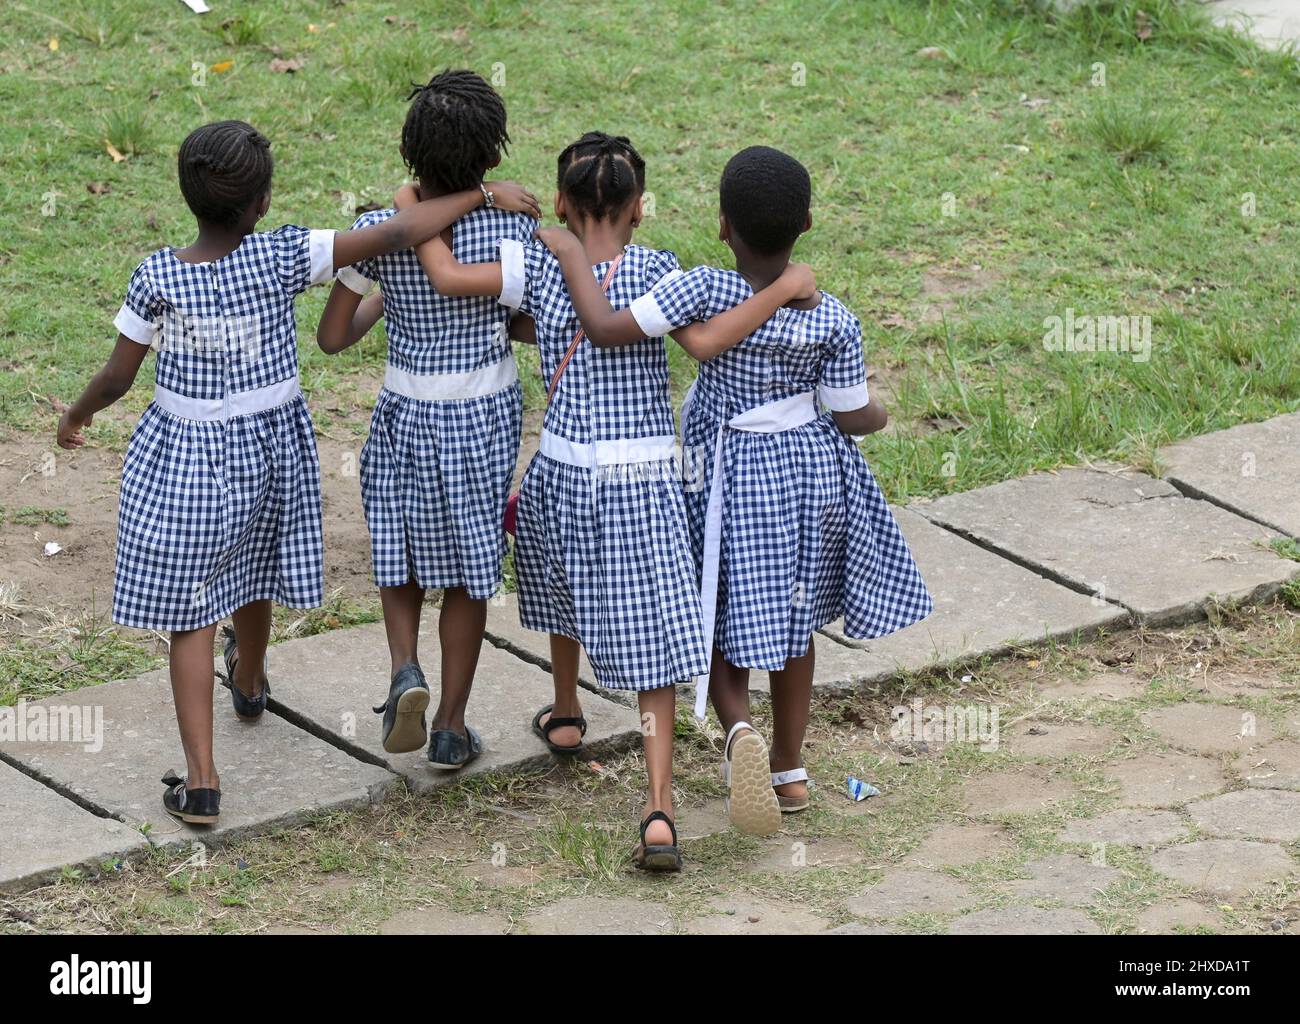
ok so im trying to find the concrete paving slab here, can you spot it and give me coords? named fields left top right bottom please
left=946, top=906, right=1101, bottom=935
left=0, top=669, right=395, bottom=848
left=1106, top=752, right=1231, bottom=808
left=263, top=615, right=642, bottom=794
left=916, top=466, right=1297, bottom=625
left=0, top=759, right=148, bottom=891
left=1186, top=789, right=1300, bottom=842
left=821, top=507, right=1124, bottom=668
left=683, top=895, right=830, bottom=935
left=844, top=869, right=976, bottom=919
left=1160, top=412, right=1300, bottom=537
left=1149, top=839, right=1296, bottom=897
left=1206, top=0, right=1300, bottom=50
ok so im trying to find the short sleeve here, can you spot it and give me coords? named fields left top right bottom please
left=818, top=309, right=870, bottom=411
left=113, top=263, right=166, bottom=346
left=515, top=213, right=541, bottom=246
left=271, top=224, right=335, bottom=295
left=630, top=262, right=711, bottom=338
left=499, top=238, right=527, bottom=312
left=506, top=240, right=551, bottom=318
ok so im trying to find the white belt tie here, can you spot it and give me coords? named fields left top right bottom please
left=384, top=352, right=518, bottom=401
left=538, top=429, right=677, bottom=469
left=692, top=387, right=819, bottom=719
left=153, top=377, right=301, bottom=422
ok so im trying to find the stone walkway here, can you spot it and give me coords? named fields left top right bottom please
left=1205, top=0, right=1300, bottom=50
left=2, top=413, right=1298, bottom=933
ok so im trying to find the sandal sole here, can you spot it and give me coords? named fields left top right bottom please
left=382, top=686, right=430, bottom=754
left=728, top=733, right=782, bottom=836
left=635, top=846, right=683, bottom=872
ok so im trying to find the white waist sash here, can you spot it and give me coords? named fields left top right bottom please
left=693, top=389, right=819, bottom=718
left=153, top=377, right=301, bottom=422
left=538, top=429, right=677, bottom=469
left=384, top=353, right=518, bottom=402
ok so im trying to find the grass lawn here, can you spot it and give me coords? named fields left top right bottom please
left=1, top=0, right=1298, bottom=500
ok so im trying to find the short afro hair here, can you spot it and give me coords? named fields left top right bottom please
left=177, top=120, right=273, bottom=226
left=719, top=146, right=811, bottom=254
left=403, top=69, right=509, bottom=193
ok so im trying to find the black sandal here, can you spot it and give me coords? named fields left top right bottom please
left=531, top=703, right=588, bottom=756
left=633, top=810, right=682, bottom=873
left=219, top=625, right=269, bottom=721
left=161, top=771, right=221, bottom=826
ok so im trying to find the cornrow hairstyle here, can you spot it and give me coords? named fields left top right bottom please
left=403, top=69, right=509, bottom=193
left=177, top=120, right=274, bottom=226
left=555, top=131, right=646, bottom=222
left=719, top=145, right=811, bottom=255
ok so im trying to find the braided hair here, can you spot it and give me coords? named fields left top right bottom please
left=177, top=120, right=274, bottom=226
left=403, top=69, right=509, bottom=193
left=555, top=132, right=646, bottom=222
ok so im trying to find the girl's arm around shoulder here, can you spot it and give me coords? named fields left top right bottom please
left=393, top=184, right=513, bottom=298
left=317, top=285, right=383, bottom=354
left=332, top=181, right=540, bottom=271
left=533, top=228, right=816, bottom=352
left=670, top=263, right=817, bottom=362
left=57, top=335, right=151, bottom=449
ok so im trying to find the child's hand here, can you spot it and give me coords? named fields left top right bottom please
left=780, top=262, right=817, bottom=301
left=483, top=180, right=541, bottom=219
left=533, top=226, right=584, bottom=259
left=393, top=183, right=420, bottom=211
left=57, top=408, right=91, bottom=450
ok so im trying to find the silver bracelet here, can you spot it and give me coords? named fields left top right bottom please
left=480, top=183, right=495, bottom=208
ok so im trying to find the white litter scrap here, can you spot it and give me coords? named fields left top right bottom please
left=180, top=0, right=210, bottom=13
left=43, top=541, right=63, bottom=557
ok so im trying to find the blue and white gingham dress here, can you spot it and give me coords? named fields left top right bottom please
left=338, top=207, right=536, bottom=596
left=508, top=243, right=709, bottom=691
left=110, top=226, right=332, bottom=632
left=636, top=267, right=932, bottom=670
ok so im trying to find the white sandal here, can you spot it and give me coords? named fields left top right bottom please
left=720, top=722, right=782, bottom=836
left=771, top=768, right=811, bottom=813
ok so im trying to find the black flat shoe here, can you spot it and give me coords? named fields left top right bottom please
left=373, top=663, right=430, bottom=754
left=633, top=810, right=682, bottom=872
left=220, top=625, right=269, bottom=721
left=531, top=703, right=587, bottom=756
left=161, top=771, right=221, bottom=826
left=428, top=724, right=483, bottom=770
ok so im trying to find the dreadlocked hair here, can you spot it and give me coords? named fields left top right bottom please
left=402, top=69, right=509, bottom=193
left=555, top=132, right=646, bottom=222
left=177, top=120, right=273, bottom=226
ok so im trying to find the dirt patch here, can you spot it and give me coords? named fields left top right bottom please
left=918, top=264, right=1001, bottom=324
left=0, top=433, right=380, bottom=624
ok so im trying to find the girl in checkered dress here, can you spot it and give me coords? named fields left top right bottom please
left=412, top=132, right=815, bottom=868
left=559, top=147, right=932, bottom=836
left=57, top=120, right=532, bottom=826
left=316, top=71, right=543, bottom=771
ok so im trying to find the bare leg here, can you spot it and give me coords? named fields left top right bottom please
left=431, top=587, right=485, bottom=734
left=539, top=634, right=584, bottom=748
left=768, top=640, right=815, bottom=802
left=639, top=684, right=676, bottom=847
left=170, top=624, right=219, bottom=790
left=228, top=599, right=271, bottom=698
left=380, top=580, right=425, bottom=677
left=707, top=645, right=752, bottom=738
